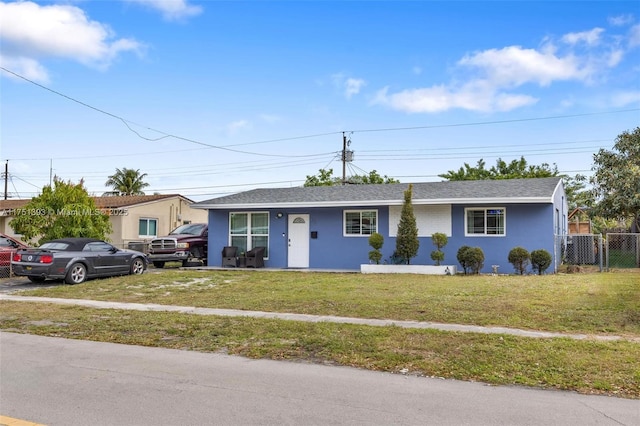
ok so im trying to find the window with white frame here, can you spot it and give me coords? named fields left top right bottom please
left=344, top=210, right=377, bottom=236
left=229, top=212, right=269, bottom=256
left=465, top=208, right=505, bottom=236
left=138, top=218, right=158, bottom=237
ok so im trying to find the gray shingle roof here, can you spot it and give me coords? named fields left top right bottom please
left=193, top=177, right=563, bottom=209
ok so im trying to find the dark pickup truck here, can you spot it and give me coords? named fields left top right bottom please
left=147, top=223, right=208, bottom=268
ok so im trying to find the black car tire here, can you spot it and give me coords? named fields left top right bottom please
left=65, top=263, right=87, bottom=284
left=130, top=257, right=145, bottom=275
left=28, top=276, right=46, bottom=283
left=152, top=261, right=165, bottom=268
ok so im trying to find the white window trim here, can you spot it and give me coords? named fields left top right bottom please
left=464, top=207, right=506, bottom=237
left=138, top=217, right=158, bottom=238
left=343, top=209, right=378, bottom=237
left=228, top=211, right=270, bottom=258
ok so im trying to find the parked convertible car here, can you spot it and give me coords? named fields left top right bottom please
left=11, top=238, right=148, bottom=284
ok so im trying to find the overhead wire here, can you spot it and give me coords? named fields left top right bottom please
left=2, top=66, right=636, bottom=162
left=0, top=66, right=339, bottom=159
left=2, top=66, right=635, bottom=198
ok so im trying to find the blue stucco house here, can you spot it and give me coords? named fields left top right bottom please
left=193, top=177, right=568, bottom=273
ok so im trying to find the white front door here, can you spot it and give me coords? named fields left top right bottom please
left=287, top=214, right=309, bottom=268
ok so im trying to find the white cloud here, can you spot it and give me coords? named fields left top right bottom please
left=372, top=83, right=537, bottom=114
left=609, top=90, right=640, bottom=107
left=126, top=0, right=202, bottom=21
left=0, top=1, right=143, bottom=82
left=412, top=66, right=423, bottom=75
left=331, top=73, right=366, bottom=99
left=629, top=24, right=640, bottom=48
left=561, top=28, right=604, bottom=46
left=373, top=25, right=637, bottom=114
left=0, top=56, right=50, bottom=83
left=608, top=14, right=634, bottom=27
left=459, top=45, right=588, bottom=87
left=227, top=119, right=251, bottom=135
left=345, top=78, right=366, bottom=99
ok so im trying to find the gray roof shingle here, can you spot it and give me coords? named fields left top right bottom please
left=193, top=177, right=563, bottom=209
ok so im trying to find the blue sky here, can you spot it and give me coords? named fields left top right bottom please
left=1, top=0, right=639, bottom=201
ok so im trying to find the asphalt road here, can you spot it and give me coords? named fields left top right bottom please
left=1, top=332, right=638, bottom=426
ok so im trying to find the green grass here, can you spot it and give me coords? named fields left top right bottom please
left=15, top=270, right=640, bottom=336
left=1, top=301, right=638, bottom=398
left=608, top=249, right=639, bottom=268
left=3, top=270, right=639, bottom=398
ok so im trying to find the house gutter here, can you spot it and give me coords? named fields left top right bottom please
left=193, top=196, right=554, bottom=210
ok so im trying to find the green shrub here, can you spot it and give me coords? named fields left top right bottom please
left=395, top=184, right=419, bottom=264
left=530, top=249, right=552, bottom=275
left=430, top=232, right=448, bottom=266
left=508, top=247, right=530, bottom=275
left=430, top=250, right=445, bottom=265
left=457, top=246, right=485, bottom=274
left=368, top=233, right=384, bottom=264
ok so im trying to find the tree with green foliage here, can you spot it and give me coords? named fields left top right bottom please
left=430, top=232, right=448, bottom=266
left=439, top=156, right=592, bottom=215
left=457, top=246, right=484, bottom=274
left=104, top=167, right=149, bottom=196
left=304, top=168, right=337, bottom=186
left=349, top=170, right=400, bottom=185
left=395, top=184, right=419, bottom=264
left=11, top=178, right=112, bottom=245
left=304, top=168, right=399, bottom=186
left=439, top=157, right=558, bottom=181
left=368, top=232, right=384, bottom=264
left=530, top=249, right=552, bottom=275
left=508, top=247, right=530, bottom=275
left=563, top=174, right=596, bottom=210
left=591, top=127, right=640, bottom=231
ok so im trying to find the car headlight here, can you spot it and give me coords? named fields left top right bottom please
left=177, top=242, right=189, bottom=249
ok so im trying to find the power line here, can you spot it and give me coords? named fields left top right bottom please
left=0, top=66, right=340, bottom=159
left=348, top=109, right=640, bottom=133
left=2, top=65, right=636, bottom=162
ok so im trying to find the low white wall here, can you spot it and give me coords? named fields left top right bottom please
left=361, top=265, right=457, bottom=275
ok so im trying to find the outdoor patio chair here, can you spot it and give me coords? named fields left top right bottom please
left=244, top=246, right=265, bottom=268
left=221, top=246, right=238, bottom=267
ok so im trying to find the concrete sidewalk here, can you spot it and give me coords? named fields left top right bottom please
left=2, top=294, right=638, bottom=343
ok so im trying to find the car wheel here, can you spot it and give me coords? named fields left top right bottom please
left=65, top=263, right=87, bottom=284
left=152, top=261, right=165, bottom=268
left=130, top=258, right=145, bottom=275
left=28, top=276, right=46, bottom=283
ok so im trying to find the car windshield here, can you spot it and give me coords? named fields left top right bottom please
left=0, top=237, right=17, bottom=247
left=169, top=224, right=205, bottom=235
left=39, top=242, right=70, bottom=250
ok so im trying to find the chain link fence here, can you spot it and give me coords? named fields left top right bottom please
left=606, top=233, right=640, bottom=270
left=555, top=234, right=604, bottom=272
left=0, top=250, right=14, bottom=279
left=555, top=233, right=640, bottom=272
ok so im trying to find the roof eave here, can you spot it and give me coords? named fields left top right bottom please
left=194, top=196, right=554, bottom=210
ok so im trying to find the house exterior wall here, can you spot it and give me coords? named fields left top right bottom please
left=0, top=217, right=20, bottom=239
left=207, top=200, right=563, bottom=273
left=108, top=199, right=207, bottom=248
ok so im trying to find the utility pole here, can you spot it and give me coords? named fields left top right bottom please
left=342, top=132, right=347, bottom=185
left=341, top=132, right=354, bottom=185
left=3, top=160, right=7, bottom=200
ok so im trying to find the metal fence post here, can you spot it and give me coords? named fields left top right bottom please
left=598, top=234, right=603, bottom=272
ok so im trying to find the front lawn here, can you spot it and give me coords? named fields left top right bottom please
left=2, top=270, right=638, bottom=398
left=14, top=270, right=640, bottom=336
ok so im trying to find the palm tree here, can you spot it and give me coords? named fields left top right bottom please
left=104, top=168, right=150, bottom=196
